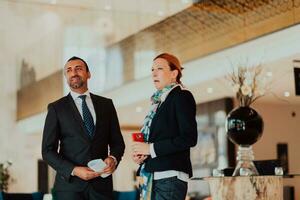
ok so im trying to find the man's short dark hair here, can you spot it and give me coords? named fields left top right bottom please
left=67, top=56, right=90, bottom=72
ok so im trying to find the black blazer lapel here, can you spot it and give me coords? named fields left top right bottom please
left=67, top=94, right=91, bottom=142
left=149, top=86, right=179, bottom=139
left=149, top=97, right=170, bottom=139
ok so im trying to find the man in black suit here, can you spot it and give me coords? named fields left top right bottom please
left=42, top=56, right=125, bottom=200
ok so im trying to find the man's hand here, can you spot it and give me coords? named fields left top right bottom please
left=73, top=166, right=100, bottom=181
left=102, top=157, right=116, bottom=174
left=132, top=153, right=148, bottom=165
left=132, top=142, right=150, bottom=155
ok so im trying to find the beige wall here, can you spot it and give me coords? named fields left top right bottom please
left=113, top=129, right=140, bottom=191
left=0, top=1, right=63, bottom=192
left=253, top=102, right=300, bottom=198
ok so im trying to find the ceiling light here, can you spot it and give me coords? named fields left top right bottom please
left=181, top=0, right=190, bottom=4
left=135, top=106, right=143, bottom=113
left=266, top=71, right=273, bottom=77
left=206, top=87, right=214, bottom=94
left=157, top=11, right=164, bottom=16
left=50, top=0, right=56, bottom=4
left=284, top=91, right=290, bottom=97
left=104, top=5, right=111, bottom=10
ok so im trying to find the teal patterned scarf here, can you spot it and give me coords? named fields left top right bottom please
left=139, top=83, right=178, bottom=200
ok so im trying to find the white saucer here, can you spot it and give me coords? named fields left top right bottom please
left=87, top=159, right=111, bottom=178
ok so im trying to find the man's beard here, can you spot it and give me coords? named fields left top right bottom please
left=69, top=76, right=84, bottom=89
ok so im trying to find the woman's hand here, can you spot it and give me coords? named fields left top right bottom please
left=132, top=142, right=150, bottom=155
left=132, top=154, right=148, bottom=165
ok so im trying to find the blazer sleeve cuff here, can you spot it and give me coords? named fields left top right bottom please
left=108, top=155, right=118, bottom=165
left=61, top=163, right=75, bottom=182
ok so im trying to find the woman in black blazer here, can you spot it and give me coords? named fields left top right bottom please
left=132, top=53, right=198, bottom=200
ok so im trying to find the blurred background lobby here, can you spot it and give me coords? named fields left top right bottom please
left=0, top=0, right=300, bottom=199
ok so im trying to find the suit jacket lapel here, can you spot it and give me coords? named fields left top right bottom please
left=67, top=94, right=91, bottom=142
left=149, top=87, right=179, bottom=139
left=149, top=99, right=168, bottom=139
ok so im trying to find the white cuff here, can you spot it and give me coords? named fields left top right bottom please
left=150, top=143, right=157, bottom=158
left=71, top=168, right=75, bottom=176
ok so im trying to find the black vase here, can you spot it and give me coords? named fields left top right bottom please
left=226, top=106, right=264, bottom=176
left=226, top=106, right=264, bottom=146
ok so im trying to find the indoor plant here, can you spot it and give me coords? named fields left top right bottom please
left=226, top=65, right=270, bottom=176
left=0, top=161, right=12, bottom=192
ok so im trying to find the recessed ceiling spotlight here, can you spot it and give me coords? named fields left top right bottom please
left=266, top=71, right=273, bottom=77
left=157, top=11, right=164, bottom=16
left=181, top=0, right=190, bottom=4
left=284, top=91, right=290, bottom=97
left=104, top=5, right=111, bottom=10
left=135, top=106, right=143, bottom=113
left=206, top=87, right=214, bottom=94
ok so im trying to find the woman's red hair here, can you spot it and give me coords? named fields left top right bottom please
left=154, top=53, right=183, bottom=84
